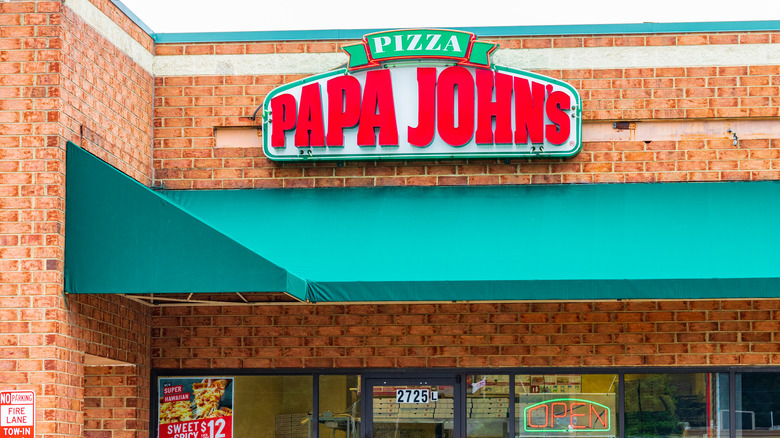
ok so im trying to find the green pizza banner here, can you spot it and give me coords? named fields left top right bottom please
left=342, top=29, right=498, bottom=70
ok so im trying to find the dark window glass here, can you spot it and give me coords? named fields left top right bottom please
left=625, top=373, right=727, bottom=438
left=735, top=373, right=780, bottom=436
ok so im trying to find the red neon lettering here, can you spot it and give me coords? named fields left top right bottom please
left=569, top=402, right=586, bottom=428
left=526, top=401, right=610, bottom=431
left=295, top=83, right=325, bottom=147
left=551, top=402, right=568, bottom=425
left=590, top=405, right=608, bottom=428
left=527, top=404, right=548, bottom=428
left=475, top=69, right=512, bottom=145
left=407, top=67, right=436, bottom=147
left=326, top=75, right=361, bottom=146
left=437, top=66, right=475, bottom=147
left=357, top=69, right=398, bottom=146
left=514, top=78, right=545, bottom=144
left=270, top=94, right=297, bottom=147
left=545, top=89, right=571, bottom=145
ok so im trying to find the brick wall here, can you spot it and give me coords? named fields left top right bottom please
left=58, top=1, right=155, bottom=436
left=151, top=300, right=780, bottom=370
left=154, top=137, right=780, bottom=189
left=152, top=33, right=780, bottom=189
left=81, top=0, right=154, bottom=54
left=84, top=365, right=147, bottom=438
left=60, top=0, right=155, bottom=183
left=1, top=2, right=80, bottom=438
left=1, top=1, right=779, bottom=435
left=1, top=1, right=154, bottom=438
left=69, top=294, right=152, bottom=438
left=153, top=31, right=780, bottom=55
left=67, top=294, right=151, bottom=373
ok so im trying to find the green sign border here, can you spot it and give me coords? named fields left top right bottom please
left=262, top=64, right=582, bottom=162
left=523, top=398, right=612, bottom=433
left=343, top=29, right=497, bottom=70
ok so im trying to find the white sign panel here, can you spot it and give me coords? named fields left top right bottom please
left=263, top=64, right=581, bottom=161
left=0, top=391, right=35, bottom=438
left=395, top=389, right=439, bottom=404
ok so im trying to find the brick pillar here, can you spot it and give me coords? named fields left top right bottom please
left=69, top=294, right=152, bottom=438
left=2, top=1, right=157, bottom=437
left=0, top=1, right=85, bottom=437
left=84, top=365, right=149, bottom=438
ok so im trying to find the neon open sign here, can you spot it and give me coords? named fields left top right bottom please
left=524, top=399, right=611, bottom=433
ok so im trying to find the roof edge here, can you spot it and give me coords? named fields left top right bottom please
left=109, top=0, right=157, bottom=39
left=150, top=20, right=780, bottom=43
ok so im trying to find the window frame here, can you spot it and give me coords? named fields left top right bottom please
left=151, top=366, right=780, bottom=438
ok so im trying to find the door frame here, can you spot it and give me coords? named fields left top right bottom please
left=363, top=374, right=464, bottom=438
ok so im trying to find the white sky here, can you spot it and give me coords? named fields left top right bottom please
left=119, top=0, right=780, bottom=34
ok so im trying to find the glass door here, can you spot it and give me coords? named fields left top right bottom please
left=366, top=377, right=462, bottom=438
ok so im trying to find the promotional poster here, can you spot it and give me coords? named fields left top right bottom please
left=158, top=378, right=234, bottom=438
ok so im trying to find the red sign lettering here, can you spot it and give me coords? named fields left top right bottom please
left=263, top=29, right=581, bottom=161
left=266, top=65, right=580, bottom=161
left=0, top=391, right=35, bottom=438
left=357, top=69, right=398, bottom=146
left=408, top=68, right=436, bottom=147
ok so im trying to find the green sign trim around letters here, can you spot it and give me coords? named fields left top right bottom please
left=342, top=29, right=498, bottom=70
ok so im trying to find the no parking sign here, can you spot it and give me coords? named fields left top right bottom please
left=0, top=391, right=35, bottom=438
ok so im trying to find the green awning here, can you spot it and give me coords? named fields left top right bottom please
left=64, top=142, right=303, bottom=299
left=65, top=142, right=780, bottom=302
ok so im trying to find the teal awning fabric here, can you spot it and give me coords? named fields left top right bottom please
left=65, top=142, right=780, bottom=302
left=64, top=142, right=302, bottom=298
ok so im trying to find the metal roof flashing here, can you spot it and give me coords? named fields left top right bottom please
left=105, top=1, right=780, bottom=44
left=152, top=21, right=780, bottom=43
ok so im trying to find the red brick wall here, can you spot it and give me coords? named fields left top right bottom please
left=1, top=2, right=78, bottom=438
left=151, top=300, right=780, bottom=369
left=61, top=1, right=155, bottom=183
left=68, top=294, right=152, bottom=373
left=82, top=0, right=154, bottom=54
left=154, top=137, right=780, bottom=189
left=1, top=2, right=779, bottom=435
left=69, top=294, right=152, bottom=438
left=0, top=1, right=154, bottom=438
left=153, top=32, right=780, bottom=56
left=84, top=365, right=148, bottom=438
left=152, top=33, right=780, bottom=189
left=492, top=32, right=780, bottom=47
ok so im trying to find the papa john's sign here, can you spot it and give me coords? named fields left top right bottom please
left=262, top=29, right=582, bottom=161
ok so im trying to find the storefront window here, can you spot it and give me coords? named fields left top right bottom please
left=515, top=374, right=617, bottom=438
left=155, top=370, right=780, bottom=438
left=735, top=373, right=780, bottom=437
left=233, top=376, right=313, bottom=438
left=625, top=373, right=727, bottom=438
left=319, top=375, right=361, bottom=438
left=372, top=383, right=456, bottom=438
left=157, top=376, right=236, bottom=438
left=467, top=374, right=510, bottom=438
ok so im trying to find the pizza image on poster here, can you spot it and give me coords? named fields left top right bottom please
left=159, top=377, right=233, bottom=438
